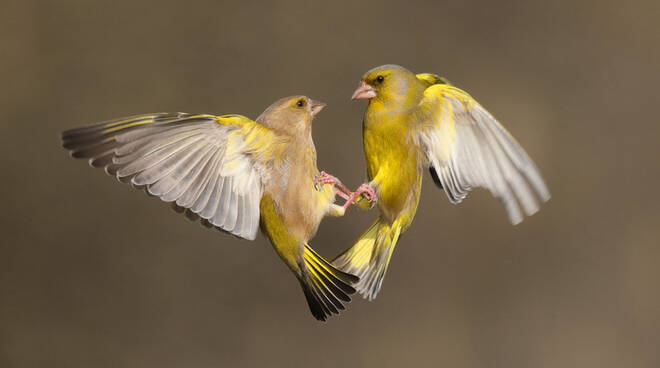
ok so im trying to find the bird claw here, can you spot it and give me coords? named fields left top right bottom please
left=315, top=171, right=338, bottom=185
left=356, top=183, right=378, bottom=203
left=314, top=171, right=347, bottom=193
left=342, top=183, right=377, bottom=210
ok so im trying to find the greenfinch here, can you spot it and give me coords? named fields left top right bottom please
left=334, top=65, right=551, bottom=300
left=62, top=96, right=360, bottom=321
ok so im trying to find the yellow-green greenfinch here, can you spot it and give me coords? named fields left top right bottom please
left=334, top=64, right=551, bottom=300
left=62, top=96, right=360, bottom=321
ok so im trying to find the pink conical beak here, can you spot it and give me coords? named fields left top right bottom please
left=351, top=81, right=377, bottom=100
left=310, top=99, right=327, bottom=117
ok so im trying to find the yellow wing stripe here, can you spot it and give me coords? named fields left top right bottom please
left=101, top=113, right=216, bottom=135
left=102, top=114, right=161, bottom=129
left=101, top=119, right=154, bottom=134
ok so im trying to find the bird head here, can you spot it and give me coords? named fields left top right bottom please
left=257, top=95, right=326, bottom=137
left=351, top=64, right=424, bottom=109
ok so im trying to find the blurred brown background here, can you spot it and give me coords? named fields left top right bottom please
left=1, top=0, right=659, bottom=367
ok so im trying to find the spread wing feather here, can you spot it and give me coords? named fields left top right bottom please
left=62, top=112, right=287, bottom=240
left=416, top=84, right=550, bottom=224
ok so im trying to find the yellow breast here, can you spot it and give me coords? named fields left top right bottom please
left=363, top=109, right=423, bottom=223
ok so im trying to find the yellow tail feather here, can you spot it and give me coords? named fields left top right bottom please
left=332, top=218, right=402, bottom=300
left=299, top=244, right=359, bottom=322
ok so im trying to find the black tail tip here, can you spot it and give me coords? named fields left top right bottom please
left=301, top=283, right=331, bottom=322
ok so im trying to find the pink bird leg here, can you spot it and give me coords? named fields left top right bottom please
left=315, top=171, right=352, bottom=198
left=341, top=183, right=377, bottom=210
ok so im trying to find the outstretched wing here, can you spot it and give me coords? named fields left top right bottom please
left=415, top=84, right=550, bottom=224
left=62, top=112, right=288, bottom=239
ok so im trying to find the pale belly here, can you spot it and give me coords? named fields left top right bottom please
left=269, top=180, right=335, bottom=242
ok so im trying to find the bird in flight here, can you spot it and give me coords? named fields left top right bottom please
left=332, top=64, right=550, bottom=300
left=61, top=96, right=370, bottom=321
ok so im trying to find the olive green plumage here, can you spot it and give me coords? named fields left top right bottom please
left=336, top=64, right=550, bottom=300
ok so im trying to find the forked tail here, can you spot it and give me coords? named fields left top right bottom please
left=332, top=218, right=402, bottom=300
left=299, top=244, right=359, bottom=322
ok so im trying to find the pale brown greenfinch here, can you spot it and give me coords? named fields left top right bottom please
left=62, top=96, right=360, bottom=321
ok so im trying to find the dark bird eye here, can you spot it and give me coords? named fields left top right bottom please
left=376, top=75, right=385, bottom=83
left=296, top=99, right=305, bottom=107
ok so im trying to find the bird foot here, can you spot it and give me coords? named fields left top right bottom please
left=314, top=171, right=351, bottom=197
left=355, top=183, right=377, bottom=202
left=342, top=183, right=378, bottom=210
